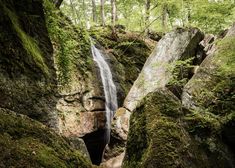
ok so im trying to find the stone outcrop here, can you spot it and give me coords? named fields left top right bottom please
left=182, top=24, right=235, bottom=112
left=114, top=28, right=204, bottom=148
left=0, top=0, right=92, bottom=166
left=124, top=28, right=204, bottom=112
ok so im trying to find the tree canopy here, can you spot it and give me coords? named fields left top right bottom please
left=59, top=0, right=235, bottom=34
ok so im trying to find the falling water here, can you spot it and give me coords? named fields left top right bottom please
left=91, top=43, right=118, bottom=143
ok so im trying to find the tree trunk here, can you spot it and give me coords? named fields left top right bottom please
left=101, top=0, right=106, bottom=27
left=162, top=4, right=168, bottom=30
left=92, top=0, right=97, bottom=23
left=54, top=0, right=63, bottom=8
left=145, top=0, right=151, bottom=35
left=69, top=0, right=77, bottom=24
left=111, top=0, right=117, bottom=26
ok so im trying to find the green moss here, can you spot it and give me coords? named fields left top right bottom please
left=2, top=4, right=49, bottom=76
left=123, top=90, right=192, bottom=168
left=187, top=36, right=235, bottom=117
left=43, top=0, right=92, bottom=85
left=0, top=108, right=91, bottom=168
left=184, top=110, right=221, bottom=137
left=124, top=87, right=235, bottom=167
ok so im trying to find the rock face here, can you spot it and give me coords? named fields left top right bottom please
left=181, top=24, right=235, bottom=158
left=43, top=0, right=107, bottom=138
left=0, top=0, right=58, bottom=129
left=124, top=28, right=204, bottom=111
left=182, top=26, right=235, bottom=113
left=123, top=25, right=235, bottom=168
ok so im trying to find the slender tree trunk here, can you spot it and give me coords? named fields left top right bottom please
left=111, top=0, right=118, bottom=40
left=145, top=0, right=151, bottom=35
left=69, top=0, right=77, bottom=24
left=162, top=4, right=168, bottom=30
left=54, top=0, right=63, bottom=8
left=111, top=0, right=117, bottom=26
left=82, top=0, right=90, bottom=28
left=92, top=0, right=97, bottom=23
left=101, top=0, right=106, bottom=27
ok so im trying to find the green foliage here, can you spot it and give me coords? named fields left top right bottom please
left=168, top=57, right=194, bottom=87
left=2, top=4, right=49, bottom=76
left=60, top=0, right=235, bottom=35
left=43, top=0, right=92, bottom=85
left=190, top=0, right=235, bottom=34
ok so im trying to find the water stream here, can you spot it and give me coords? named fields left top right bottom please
left=91, top=43, right=118, bottom=143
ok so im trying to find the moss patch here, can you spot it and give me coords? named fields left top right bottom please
left=0, top=108, right=92, bottom=168
left=1, top=3, right=49, bottom=76
left=123, top=89, right=194, bottom=168
left=43, top=0, right=92, bottom=86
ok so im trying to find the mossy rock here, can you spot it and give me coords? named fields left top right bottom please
left=123, top=89, right=192, bottom=168
left=43, top=0, right=93, bottom=87
left=0, top=108, right=92, bottom=168
left=0, top=0, right=58, bottom=126
left=182, top=31, right=235, bottom=116
left=123, top=89, right=235, bottom=168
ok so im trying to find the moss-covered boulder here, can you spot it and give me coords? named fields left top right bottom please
left=0, top=108, right=92, bottom=168
left=182, top=26, right=235, bottom=116
left=181, top=23, right=235, bottom=160
left=123, top=89, right=235, bottom=168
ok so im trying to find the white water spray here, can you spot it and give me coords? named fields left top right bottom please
left=91, top=43, right=118, bottom=143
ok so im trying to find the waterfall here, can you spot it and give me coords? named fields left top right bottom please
left=91, top=43, right=118, bottom=143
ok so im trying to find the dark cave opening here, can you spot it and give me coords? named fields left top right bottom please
left=82, top=129, right=109, bottom=165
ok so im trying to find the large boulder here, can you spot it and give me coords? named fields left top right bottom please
left=124, top=28, right=204, bottom=112
left=0, top=108, right=91, bottom=168
left=115, top=27, right=204, bottom=147
left=182, top=25, right=235, bottom=114
left=123, top=89, right=235, bottom=168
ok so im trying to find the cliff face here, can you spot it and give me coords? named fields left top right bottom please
left=0, top=0, right=58, bottom=128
